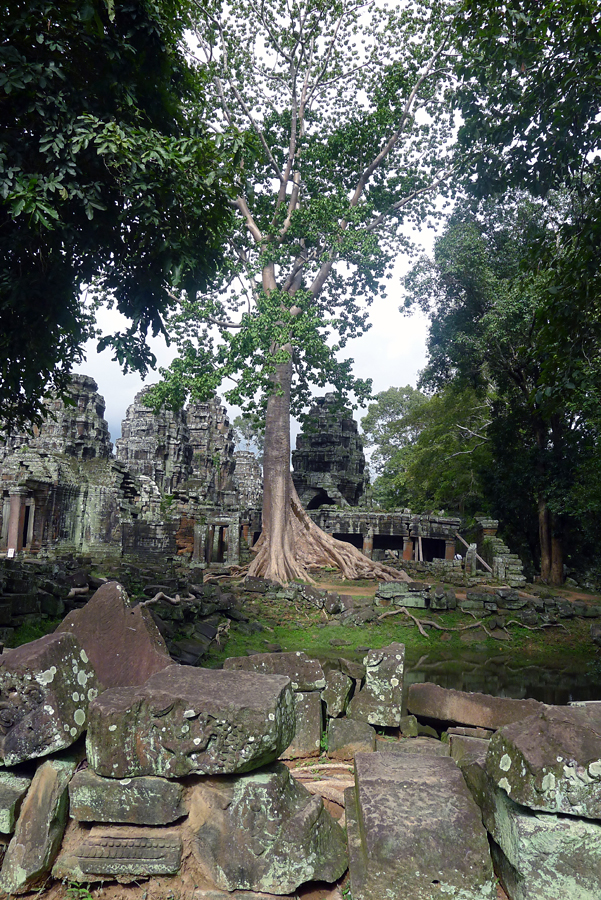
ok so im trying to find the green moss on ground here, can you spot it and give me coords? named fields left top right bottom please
left=203, top=574, right=600, bottom=673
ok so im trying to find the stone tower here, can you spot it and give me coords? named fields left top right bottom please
left=0, top=374, right=112, bottom=460
left=291, top=393, right=367, bottom=509
left=115, top=388, right=192, bottom=494
left=186, top=398, right=236, bottom=503
left=233, top=450, right=263, bottom=509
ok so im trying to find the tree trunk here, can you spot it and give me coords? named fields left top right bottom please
left=538, top=496, right=552, bottom=582
left=247, top=355, right=408, bottom=585
left=550, top=532, right=563, bottom=585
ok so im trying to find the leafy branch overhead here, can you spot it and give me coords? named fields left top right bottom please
left=148, top=0, right=459, bottom=418
left=0, top=0, right=235, bottom=427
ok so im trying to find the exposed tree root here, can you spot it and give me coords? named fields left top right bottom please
left=378, top=607, right=493, bottom=638
left=248, top=483, right=411, bottom=585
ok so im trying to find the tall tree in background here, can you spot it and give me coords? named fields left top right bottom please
left=454, top=0, right=601, bottom=412
left=362, top=384, right=491, bottom=513
left=404, top=193, right=601, bottom=583
left=0, top=0, right=233, bottom=427
left=149, top=0, right=458, bottom=582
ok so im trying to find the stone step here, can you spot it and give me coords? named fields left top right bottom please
left=345, top=752, right=495, bottom=899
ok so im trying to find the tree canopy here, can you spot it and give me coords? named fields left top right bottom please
left=145, top=0, right=459, bottom=582
left=453, top=0, right=601, bottom=411
left=404, top=192, right=601, bottom=582
left=361, top=384, right=491, bottom=514
left=0, top=0, right=234, bottom=427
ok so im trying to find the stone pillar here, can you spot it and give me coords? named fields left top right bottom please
left=465, top=543, right=478, bottom=576
left=7, top=489, right=27, bottom=554
left=193, top=522, right=203, bottom=562
left=362, top=529, right=373, bottom=559
left=206, top=525, right=214, bottom=564
left=242, top=523, right=249, bottom=545
left=228, top=518, right=241, bottom=565
left=445, top=539, right=456, bottom=561
left=212, top=526, right=221, bottom=561
left=402, top=538, right=413, bottom=561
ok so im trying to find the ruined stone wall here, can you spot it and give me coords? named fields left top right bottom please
left=292, top=394, right=367, bottom=508
left=0, top=375, right=112, bottom=461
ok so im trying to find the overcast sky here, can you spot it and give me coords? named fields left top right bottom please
left=74, top=251, right=431, bottom=447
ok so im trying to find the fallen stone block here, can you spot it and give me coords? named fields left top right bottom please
left=280, top=691, right=322, bottom=759
left=0, top=757, right=77, bottom=894
left=0, top=632, right=99, bottom=766
left=448, top=724, right=494, bottom=738
left=461, top=753, right=601, bottom=900
left=0, top=772, right=32, bottom=833
left=327, top=718, right=375, bottom=759
left=86, top=665, right=295, bottom=778
left=375, top=582, right=408, bottom=601
left=399, top=713, right=419, bottom=737
left=322, top=669, right=353, bottom=718
left=69, top=769, right=185, bottom=825
left=347, top=643, right=404, bottom=727
left=345, top=752, right=495, bottom=900
left=188, top=762, right=348, bottom=893
left=56, top=581, right=172, bottom=690
left=486, top=705, right=601, bottom=818
left=54, top=827, right=182, bottom=880
left=223, top=650, right=325, bottom=691
left=376, top=736, right=450, bottom=757
left=407, top=682, right=544, bottom=730
left=449, top=733, right=489, bottom=765
left=401, top=593, right=428, bottom=609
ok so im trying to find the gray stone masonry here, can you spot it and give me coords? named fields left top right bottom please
left=0, top=374, right=112, bottom=462
left=345, top=752, right=495, bottom=900
left=292, top=393, right=367, bottom=508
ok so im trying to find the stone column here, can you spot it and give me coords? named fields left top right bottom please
left=206, top=525, right=215, bottom=564
left=193, top=522, right=203, bottom=562
left=445, top=539, right=456, bottom=561
left=402, top=537, right=413, bottom=561
left=362, top=529, right=373, bottom=559
left=212, top=525, right=222, bottom=562
left=228, top=517, right=241, bottom=565
left=465, top=543, right=478, bottom=576
left=7, top=489, right=27, bottom=554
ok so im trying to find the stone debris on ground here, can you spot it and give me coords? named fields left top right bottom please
left=0, top=578, right=598, bottom=899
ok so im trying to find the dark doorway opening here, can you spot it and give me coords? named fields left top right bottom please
left=332, top=532, right=363, bottom=549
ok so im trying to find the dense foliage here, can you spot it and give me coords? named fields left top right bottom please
left=403, top=193, right=601, bottom=582
left=362, top=384, right=492, bottom=514
left=0, top=0, right=233, bottom=426
left=147, top=0, right=458, bottom=418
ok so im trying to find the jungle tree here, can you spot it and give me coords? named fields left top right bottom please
left=404, top=193, right=601, bottom=583
left=149, top=0, right=458, bottom=583
left=0, top=0, right=233, bottom=427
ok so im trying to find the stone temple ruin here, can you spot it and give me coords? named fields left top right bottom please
left=0, top=375, right=525, bottom=584
left=0, top=375, right=261, bottom=568
left=0, top=577, right=598, bottom=898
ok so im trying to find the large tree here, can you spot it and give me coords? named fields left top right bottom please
left=362, top=384, right=491, bottom=514
left=148, top=0, right=458, bottom=583
left=404, top=192, right=601, bottom=583
left=0, top=0, right=234, bottom=427
left=453, top=0, right=601, bottom=403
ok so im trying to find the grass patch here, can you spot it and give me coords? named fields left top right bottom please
left=7, top=617, right=62, bottom=648
left=204, top=579, right=600, bottom=674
